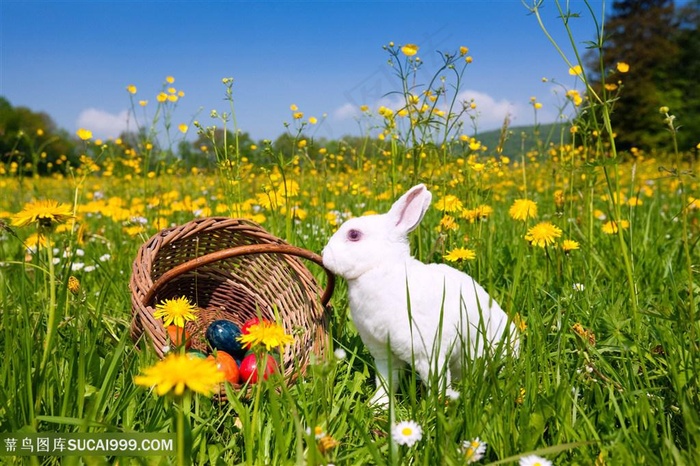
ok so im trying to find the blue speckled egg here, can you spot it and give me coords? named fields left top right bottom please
left=206, top=320, right=245, bottom=357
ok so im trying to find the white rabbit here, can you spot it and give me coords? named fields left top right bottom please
left=322, top=184, right=518, bottom=406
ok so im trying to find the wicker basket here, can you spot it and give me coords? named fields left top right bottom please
left=129, top=217, right=335, bottom=387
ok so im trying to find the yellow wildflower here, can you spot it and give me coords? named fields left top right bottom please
left=525, top=221, right=562, bottom=248
left=568, top=65, right=583, bottom=76
left=616, top=62, right=630, bottom=73
left=435, top=194, right=463, bottom=213
left=12, top=199, right=74, bottom=229
left=237, top=320, right=294, bottom=351
left=134, top=353, right=224, bottom=396
left=444, top=247, right=476, bottom=262
left=602, top=220, right=630, bottom=234
left=153, top=297, right=199, bottom=328
left=562, top=239, right=580, bottom=253
left=76, top=128, right=93, bottom=141
left=509, top=199, right=538, bottom=221
left=401, top=44, right=419, bottom=57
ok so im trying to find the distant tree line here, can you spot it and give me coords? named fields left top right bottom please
left=585, top=0, right=700, bottom=152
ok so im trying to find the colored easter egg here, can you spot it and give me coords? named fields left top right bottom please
left=238, top=353, right=278, bottom=384
left=207, top=351, right=240, bottom=384
left=240, top=317, right=262, bottom=335
left=186, top=349, right=207, bottom=359
left=166, top=325, right=191, bottom=349
left=240, top=317, right=269, bottom=349
left=206, top=320, right=245, bottom=357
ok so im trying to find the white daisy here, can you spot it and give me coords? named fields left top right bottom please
left=333, top=347, right=347, bottom=360
left=519, top=454, right=552, bottom=466
left=462, top=437, right=487, bottom=463
left=391, top=420, right=422, bottom=447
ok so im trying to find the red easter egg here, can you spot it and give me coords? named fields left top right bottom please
left=238, top=353, right=278, bottom=384
left=166, top=325, right=191, bottom=349
left=207, top=351, right=240, bottom=384
left=240, top=317, right=261, bottom=335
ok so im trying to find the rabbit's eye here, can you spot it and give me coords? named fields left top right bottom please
left=347, top=229, right=362, bottom=242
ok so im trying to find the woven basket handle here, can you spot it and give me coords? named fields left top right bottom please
left=143, top=243, right=335, bottom=308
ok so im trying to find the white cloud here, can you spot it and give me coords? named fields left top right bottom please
left=75, top=108, right=131, bottom=139
left=332, top=90, right=526, bottom=133
left=332, top=102, right=361, bottom=121
left=455, top=90, right=522, bottom=131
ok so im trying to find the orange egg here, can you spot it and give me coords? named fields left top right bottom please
left=166, top=325, right=191, bottom=349
left=207, top=351, right=240, bottom=384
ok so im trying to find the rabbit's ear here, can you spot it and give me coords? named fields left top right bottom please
left=388, top=184, right=432, bottom=235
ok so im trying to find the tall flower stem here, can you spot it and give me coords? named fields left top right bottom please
left=175, top=393, right=192, bottom=466
left=40, top=231, right=57, bottom=372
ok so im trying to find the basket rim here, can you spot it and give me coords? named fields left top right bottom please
left=141, top=242, right=335, bottom=309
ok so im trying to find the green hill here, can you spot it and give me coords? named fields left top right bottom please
left=474, top=123, right=571, bottom=158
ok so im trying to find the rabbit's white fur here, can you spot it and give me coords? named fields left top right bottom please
left=322, top=184, right=518, bottom=406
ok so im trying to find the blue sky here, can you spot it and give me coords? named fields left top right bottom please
left=2, top=1, right=608, bottom=142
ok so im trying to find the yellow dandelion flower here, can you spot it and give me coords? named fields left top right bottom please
left=76, top=128, right=93, bottom=141
left=524, top=221, right=563, bottom=248
left=165, top=76, right=175, bottom=84
left=459, top=46, right=469, bottom=56
left=605, top=83, right=618, bottom=91
left=435, top=194, right=463, bottom=213
left=156, top=92, right=168, bottom=103
left=473, top=204, right=493, bottom=220
left=554, top=189, right=565, bottom=209
left=178, top=123, right=188, bottom=134
left=12, top=199, right=74, bottom=229
left=509, top=199, right=538, bottom=221
left=602, top=219, right=629, bottom=234
left=438, top=215, right=459, bottom=232
left=126, top=84, right=137, bottom=94
left=237, top=320, right=294, bottom=351
left=134, top=353, right=224, bottom=396
left=562, top=239, right=580, bottom=253
left=293, top=111, right=304, bottom=120
left=444, top=247, right=476, bottom=262
left=24, top=232, right=48, bottom=251
left=308, top=116, right=318, bottom=124
left=139, top=100, right=148, bottom=107
left=290, top=104, right=298, bottom=111
left=153, top=297, right=199, bottom=328
left=616, top=62, right=630, bottom=73
left=401, top=44, right=419, bottom=57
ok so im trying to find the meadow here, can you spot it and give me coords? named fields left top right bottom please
left=1, top=6, right=700, bottom=465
